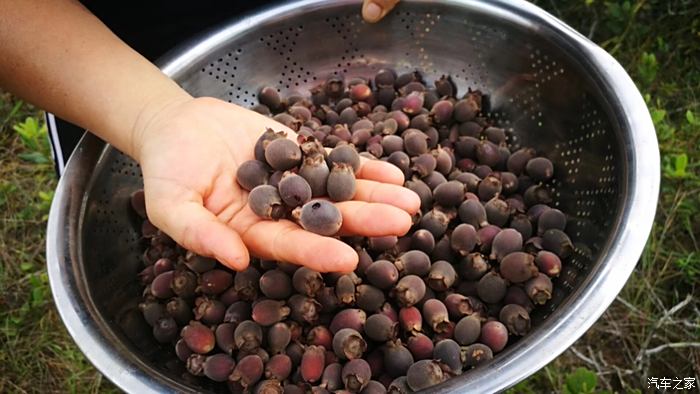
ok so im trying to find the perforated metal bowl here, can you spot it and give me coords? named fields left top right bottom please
left=47, top=0, right=659, bottom=392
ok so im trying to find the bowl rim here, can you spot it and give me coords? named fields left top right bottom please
left=47, top=1, right=660, bottom=393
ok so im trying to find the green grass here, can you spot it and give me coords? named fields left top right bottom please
left=0, top=93, right=117, bottom=393
left=0, top=1, right=699, bottom=392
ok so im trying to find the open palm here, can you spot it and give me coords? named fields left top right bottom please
left=135, top=97, right=420, bottom=273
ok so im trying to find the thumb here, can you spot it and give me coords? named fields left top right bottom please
left=150, top=198, right=250, bottom=271
left=362, top=0, right=400, bottom=23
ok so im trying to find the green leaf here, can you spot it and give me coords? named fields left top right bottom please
left=663, top=153, right=689, bottom=179
left=564, top=368, right=597, bottom=394
left=18, top=152, right=50, bottom=164
left=19, top=262, right=33, bottom=272
left=650, top=108, right=666, bottom=125
left=686, top=110, right=700, bottom=126
left=637, top=52, right=658, bottom=86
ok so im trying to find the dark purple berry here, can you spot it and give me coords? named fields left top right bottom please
left=434, top=339, right=462, bottom=374
left=490, top=229, right=523, bottom=262
left=418, top=208, right=450, bottom=238
left=503, top=286, right=535, bottom=312
left=356, top=284, right=386, bottom=313
left=365, top=260, right=399, bottom=290
left=252, top=300, right=290, bottom=326
left=224, top=301, right=251, bottom=326
left=388, top=376, right=411, bottom=394
left=333, top=328, right=367, bottom=360
left=249, top=185, right=286, bottom=220
left=480, top=320, right=509, bottom=353
left=476, top=140, right=501, bottom=167
left=194, top=297, right=225, bottom=325
left=383, top=341, right=414, bottom=378
left=427, top=260, right=457, bottom=292
left=484, top=198, right=510, bottom=227
left=407, top=333, right=434, bottom=361
left=330, top=308, right=366, bottom=334
left=523, top=184, right=553, bottom=206
left=537, top=208, right=567, bottom=235
left=254, top=379, right=284, bottom=394
left=230, top=354, right=264, bottom=388
left=477, top=225, right=501, bottom=253
left=524, top=273, right=553, bottom=305
left=342, top=359, right=372, bottom=392
left=165, top=297, right=192, bottom=325
left=541, top=229, right=573, bottom=258
left=500, top=252, right=538, bottom=283
left=430, top=100, right=454, bottom=125
left=454, top=315, right=481, bottom=345
left=405, top=178, right=433, bottom=211
left=266, top=322, right=292, bottom=355
left=299, top=155, right=330, bottom=197
left=461, top=343, right=493, bottom=367
left=478, top=175, right=502, bottom=201
left=477, top=271, right=507, bottom=304
left=361, top=380, right=387, bottom=394
left=152, top=316, right=178, bottom=343
left=259, top=269, right=293, bottom=300
left=289, top=294, right=321, bottom=324
left=327, top=163, right=357, bottom=202
left=200, top=269, right=233, bottom=295
left=507, top=148, right=536, bottom=175
left=393, top=275, right=426, bottom=307
left=422, top=299, right=450, bottom=333
left=510, top=213, right=533, bottom=240
left=451, top=223, right=478, bottom=256
left=264, top=138, right=302, bottom=171
left=234, top=320, right=263, bottom=353
left=411, top=229, right=435, bottom=254
left=335, top=274, right=356, bottom=305
left=184, top=252, right=216, bottom=273
left=394, top=250, right=431, bottom=276
left=365, top=314, right=398, bottom=342
left=458, top=199, right=488, bottom=228
left=499, top=304, right=531, bottom=336
left=526, top=157, right=554, bottom=182
left=321, top=363, right=343, bottom=391
left=181, top=321, right=215, bottom=354
left=535, top=250, right=562, bottom=277
left=175, top=338, right=193, bottom=362
left=151, top=271, right=174, bottom=299
left=203, top=353, right=235, bottom=382
left=458, top=253, right=489, bottom=281
left=237, top=160, right=271, bottom=191
left=295, top=200, right=343, bottom=236
left=433, top=181, right=465, bottom=207
left=258, top=86, right=281, bottom=110
left=278, top=173, right=312, bottom=208
left=291, top=267, right=323, bottom=297
left=215, top=323, right=236, bottom=354
left=406, top=360, right=444, bottom=391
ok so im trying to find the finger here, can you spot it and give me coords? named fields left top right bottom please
left=150, top=198, right=250, bottom=271
left=354, top=179, right=421, bottom=214
left=336, top=200, right=412, bottom=237
left=357, top=156, right=405, bottom=185
left=362, top=0, right=400, bottom=23
left=240, top=218, right=359, bottom=273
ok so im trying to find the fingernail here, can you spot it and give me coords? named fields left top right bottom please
left=364, top=2, right=382, bottom=22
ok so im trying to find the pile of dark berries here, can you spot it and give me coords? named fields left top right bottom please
left=130, top=68, right=573, bottom=393
left=238, top=128, right=359, bottom=235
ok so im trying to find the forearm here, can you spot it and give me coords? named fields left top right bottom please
left=0, top=0, right=190, bottom=160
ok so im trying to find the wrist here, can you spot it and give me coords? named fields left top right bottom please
left=129, top=86, right=193, bottom=162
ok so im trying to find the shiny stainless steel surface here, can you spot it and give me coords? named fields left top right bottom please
left=47, top=0, right=659, bottom=392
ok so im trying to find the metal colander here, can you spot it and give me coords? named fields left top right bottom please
left=47, top=0, right=659, bottom=392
